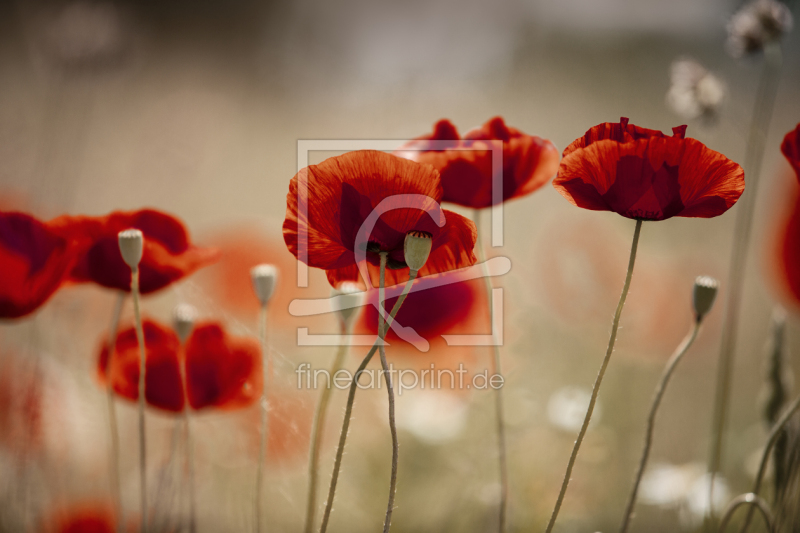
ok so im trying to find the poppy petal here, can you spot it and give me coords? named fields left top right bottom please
left=49, top=209, right=219, bottom=294
left=0, top=211, right=76, bottom=319
left=185, top=323, right=262, bottom=411
left=326, top=209, right=477, bottom=288
left=100, top=319, right=184, bottom=412
left=781, top=123, right=800, bottom=180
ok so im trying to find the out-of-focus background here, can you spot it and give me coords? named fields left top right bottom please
left=1, top=0, right=800, bottom=531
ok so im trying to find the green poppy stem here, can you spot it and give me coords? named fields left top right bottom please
left=319, top=269, right=418, bottom=533
left=545, top=218, right=643, bottom=533
left=130, top=269, right=148, bottom=533
left=708, top=41, right=783, bottom=512
left=738, top=392, right=800, bottom=533
left=619, top=319, right=701, bottom=533
left=378, top=252, right=400, bottom=533
left=473, top=208, right=508, bottom=533
left=255, top=304, right=270, bottom=533
left=105, top=292, right=125, bottom=533
left=304, top=321, right=349, bottom=533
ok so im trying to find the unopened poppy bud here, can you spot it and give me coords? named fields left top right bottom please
left=118, top=229, right=143, bottom=270
left=173, top=303, right=197, bottom=343
left=693, top=276, right=719, bottom=322
left=404, top=230, right=432, bottom=272
left=331, top=282, right=363, bottom=324
left=250, top=264, right=278, bottom=307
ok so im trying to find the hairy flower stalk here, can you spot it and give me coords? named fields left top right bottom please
left=319, top=231, right=431, bottom=533
left=619, top=276, right=718, bottom=533
left=304, top=283, right=362, bottom=533
left=709, top=39, right=784, bottom=513
left=118, top=229, right=147, bottom=533
left=473, top=209, right=508, bottom=533
left=377, top=252, right=399, bottom=533
left=105, top=292, right=125, bottom=533
left=173, top=304, right=197, bottom=533
left=251, top=264, right=277, bottom=533
left=545, top=219, right=643, bottom=533
left=739, top=392, right=800, bottom=533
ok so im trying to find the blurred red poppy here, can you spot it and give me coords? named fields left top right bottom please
left=0, top=354, right=44, bottom=455
left=100, top=319, right=261, bottom=413
left=359, top=270, right=485, bottom=344
left=283, top=150, right=476, bottom=288
left=396, top=117, right=560, bottom=208
left=779, top=187, right=800, bottom=305
left=185, top=322, right=262, bottom=410
left=99, top=319, right=184, bottom=413
left=43, top=503, right=126, bottom=533
left=782, top=123, right=800, bottom=180
left=0, top=211, right=77, bottom=318
left=49, top=208, right=219, bottom=294
left=553, top=117, right=744, bottom=221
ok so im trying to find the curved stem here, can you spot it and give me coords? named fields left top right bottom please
left=304, top=322, right=349, bottom=533
left=378, top=253, right=400, bottom=533
left=255, top=305, right=269, bottom=533
left=721, top=494, right=775, bottom=533
left=319, top=270, right=418, bottom=533
left=545, top=218, right=643, bottom=533
left=105, top=292, right=125, bottom=533
left=131, top=269, right=148, bottom=533
left=619, top=320, right=701, bottom=533
left=177, top=342, right=196, bottom=533
left=738, top=392, right=800, bottom=533
left=708, top=42, right=783, bottom=510
left=473, top=209, right=508, bottom=533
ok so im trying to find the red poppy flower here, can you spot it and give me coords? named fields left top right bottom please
left=99, top=320, right=261, bottom=413
left=396, top=117, right=560, bottom=208
left=99, top=319, right=184, bottom=412
left=553, top=117, right=744, bottom=221
left=359, top=269, right=486, bottom=344
left=779, top=187, right=800, bottom=305
left=49, top=208, right=219, bottom=294
left=43, top=503, right=129, bottom=533
left=184, top=322, right=262, bottom=411
left=782, top=123, right=800, bottom=180
left=0, top=211, right=77, bottom=318
left=283, top=150, right=477, bottom=288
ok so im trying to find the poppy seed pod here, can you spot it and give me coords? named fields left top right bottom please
left=693, top=276, right=719, bottom=321
left=117, top=229, right=143, bottom=270
left=173, top=303, right=197, bottom=343
left=250, top=264, right=278, bottom=307
left=404, top=231, right=433, bottom=272
left=331, top=282, right=363, bottom=325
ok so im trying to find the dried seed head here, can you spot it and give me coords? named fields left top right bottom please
left=693, top=276, right=719, bottom=322
left=250, top=264, right=278, bottom=307
left=330, top=282, right=363, bottom=324
left=118, top=229, right=143, bottom=270
left=666, top=58, right=726, bottom=120
left=404, top=230, right=433, bottom=272
left=727, top=0, right=793, bottom=57
left=172, top=303, right=197, bottom=343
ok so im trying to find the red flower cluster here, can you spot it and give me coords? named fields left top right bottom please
left=554, top=118, right=745, bottom=221
left=397, top=117, right=560, bottom=208
left=98, top=319, right=261, bottom=413
left=283, top=150, right=477, bottom=288
left=0, top=208, right=217, bottom=319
